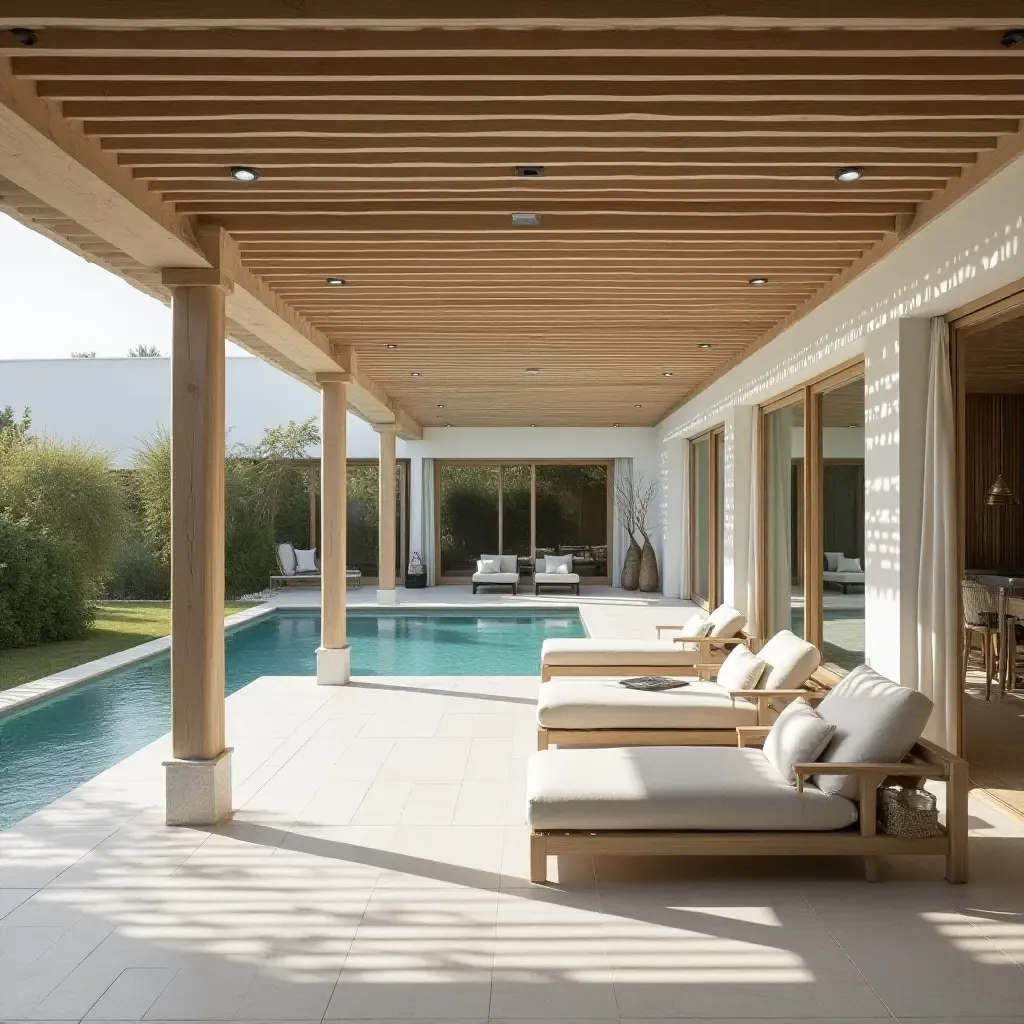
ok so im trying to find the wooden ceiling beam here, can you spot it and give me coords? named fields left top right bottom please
left=6, top=27, right=1024, bottom=58
left=15, top=55, right=1024, bottom=82
left=3, top=3, right=1022, bottom=28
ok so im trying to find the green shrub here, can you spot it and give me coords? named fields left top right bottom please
left=0, top=511, right=92, bottom=649
left=133, top=429, right=171, bottom=563
left=106, top=532, right=170, bottom=600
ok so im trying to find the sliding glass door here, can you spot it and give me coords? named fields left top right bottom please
left=689, top=428, right=724, bottom=609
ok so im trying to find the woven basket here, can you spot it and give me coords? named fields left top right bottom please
left=877, top=786, right=940, bottom=839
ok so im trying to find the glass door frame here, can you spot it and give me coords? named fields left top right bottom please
left=433, top=458, right=614, bottom=585
left=688, top=426, right=724, bottom=610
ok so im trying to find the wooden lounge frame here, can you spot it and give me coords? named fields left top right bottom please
left=530, top=734, right=969, bottom=885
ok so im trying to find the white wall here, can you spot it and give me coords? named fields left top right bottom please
left=655, top=150, right=1024, bottom=683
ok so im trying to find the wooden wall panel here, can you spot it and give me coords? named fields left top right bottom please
left=964, top=393, right=1024, bottom=573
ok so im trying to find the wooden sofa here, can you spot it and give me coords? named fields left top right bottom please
left=528, top=666, right=968, bottom=885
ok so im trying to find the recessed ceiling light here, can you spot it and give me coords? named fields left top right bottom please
left=514, top=165, right=546, bottom=178
left=834, top=166, right=864, bottom=183
left=749, top=276, right=769, bottom=286
left=410, top=371, right=420, bottom=377
left=229, top=165, right=259, bottom=182
left=663, top=372, right=673, bottom=377
left=437, top=404, right=445, bottom=409
left=445, top=423, right=452, bottom=428
left=10, top=27, right=37, bottom=46
left=383, top=343, right=397, bottom=349
left=525, top=367, right=541, bottom=375
left=325, top=276, right=345, bottom=286
left=613, top=422, right=620, bottom=427
left=634, top=404, right=642, bottom=409
left=511, top=211, right=541, bottom=227
left=698, top=343, right=713, bottom=350
left=530, top=423, right=537, bottom=427
left=1000, top=29, right=1024, bottom=47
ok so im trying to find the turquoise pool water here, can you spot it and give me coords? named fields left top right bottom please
left=0, top=610, right=582, bottom=830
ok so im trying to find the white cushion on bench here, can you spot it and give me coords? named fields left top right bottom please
left=541, top=638, right=697, bottom=668
left=537, top=677, right=758, bottom=730
left=535, top=572, right=581, bottom=584
left=822, top=571, right=865, bottom=584
left=472, top=572, right=520, bottom=584
left=527, top=745, right=858, bottom=832
left=757, top=630, right=822, bottom=691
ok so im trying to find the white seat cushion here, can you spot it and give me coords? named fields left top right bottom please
left=535, top=572, right=581, bottom=584
left=541, top=638, right=696, bottom=668
left=472, top=571, right=520, bottom=584
left=537, top=677, right=758, bottom=730
left=757, top=630, right=822, bottom=691
left=822, top=570, right=865, bottom=584
left=527, top=746, right=858, bottom=831
left=707, top=604, right=747, bottom=638
left=813, top=664, right=933, bottom=799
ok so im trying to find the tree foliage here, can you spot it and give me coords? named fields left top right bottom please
left=128, top=344, right=162, bottom=357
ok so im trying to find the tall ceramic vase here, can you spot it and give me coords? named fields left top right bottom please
left=621, top=537, right=641, bottom=590
left=638, top=538, right=660, bottom=593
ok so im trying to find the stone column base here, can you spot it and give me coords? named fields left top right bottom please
left=317, top=645, right=351, bottom=685
left=377, top=588, right=399, bottom=606
left=163, top=748, right=233, bottom=826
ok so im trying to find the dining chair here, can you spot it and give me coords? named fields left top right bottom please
left=961, top=579, right=1000, bottom=700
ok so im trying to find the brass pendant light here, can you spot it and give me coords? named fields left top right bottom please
left=986, top=397, right=1018, bottom=506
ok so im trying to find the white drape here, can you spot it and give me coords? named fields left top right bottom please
left=767, top=406, right=794, bottom=634
left=611, top=457, right=633, bottom=587
left=745, top=412, right=761, bottom=636
left=421, top=457, right=436, bottom=586
left=917, top=317, right=958, bottom=749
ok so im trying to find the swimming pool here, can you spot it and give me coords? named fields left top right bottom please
left=0, top=609, right=583, bottom=830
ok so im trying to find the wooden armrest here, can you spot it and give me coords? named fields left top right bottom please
left=735, top=726, right=772, bottom=748
left=792, top=760, right=945, bottom=792
left=725, top=688, right=818, bottom=702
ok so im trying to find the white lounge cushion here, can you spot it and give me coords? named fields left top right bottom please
left=477, top=558, right=500, bottom=574
left=707, top=603, right=747, bottom=638
left=277, top=542, right=297, bottom=576
left=681, top=610, right=712, bottom=637
left=837, top=556, right=862, bottom=572
left=824, top=551, right=843, bottom=571
left=823, top=570, right=865, bottom=584
left=813, top=664, right=933, bottom=800
left=527, top=746, right=858, bottom=832
left=499, top=554, right=519, bottom=574
left=757, top=630, right=822, bottom=691
left=764, top=697, right=836, bottom=786
left=472, top=571, right=520, bottom=584
left=294, top=548, right=317, bottom=573
left=535, top=572, right=581, bottom=584
left=537, top=677, right=757, bottom=730
left=541, top=638, right=696, bottom=668
left=545, top=554, right=573, bottom=574
left=716, top=644, right=765, bottom=692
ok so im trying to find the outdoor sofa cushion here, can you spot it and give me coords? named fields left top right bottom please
left=764, top=697, right=836, bottom=786
left=716, top=643, right=765, bottom=692
left=837, top=556, right=862, bottom=572
left=813, top=664, right=933, bottom=799
left=545, top=554, right=573, bottom=574
left=537, top=677, right=758, bottom=730
left=707, top=604, right=747, bottom=637
left=294, top=548, right=318, bottom=573
left=472, top=571, right=520, bottom=585
left=527, top=745, right=858, bottom=832
left=482, top=554, right=519, bottom=574
left=535, top=571, right=581, bottom=584
left=276, top=542, right=297, bottom=576
left=757, top=630, right=822, bottom=691
left=822, top=570, right=865, bottom=585
left=541, top=638, right=697, bottom=668
left=477, top=559, right=500, bottom=574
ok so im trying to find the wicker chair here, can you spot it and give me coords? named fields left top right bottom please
left=961, top=579, right=1000, bottom=700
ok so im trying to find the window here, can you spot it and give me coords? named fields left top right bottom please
left=689, top=428, right=723, bottom=609
left=436, top=461, right=611, bottom=581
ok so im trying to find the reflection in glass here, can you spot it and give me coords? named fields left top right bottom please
left=692, top=438, right=710, bottom=604
left=347, top=463, right=379, bottom=576
left=501, top=464, right=531, bottom=567
left=535, top=464, right=608, bottom=577
left=821, top=377, right=866, bottom=672
left=765, top=403, right=804, bottom=637
left=715, top=433, right=725, bottom=604
left=439, top=464, right=499, bottom=576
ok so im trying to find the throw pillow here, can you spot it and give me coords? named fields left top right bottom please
left=716, top=644, right=766, bottom=691
left=546, top=554, right=572, bottom=574
left=764, top=698, right=836, bottom=787
left=681, top=610, right=711, bottom=637
left=824, top=551, right=842, bottom=572
left=837, top=556, right=862, bottom=572
left=478, top=559, right=499, bottom=574
left=294, top=548, right=317, bottom=573
left=277, top=542, right=297, bottom=577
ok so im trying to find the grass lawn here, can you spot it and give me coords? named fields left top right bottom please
left=0, top=602, right=256, bottom=692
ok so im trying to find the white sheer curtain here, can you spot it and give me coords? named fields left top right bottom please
left=745, top=412, right=761, bottom=636
left=421, top=457, right=436, bottom=586
left=917, top=317, right=958, bottom=748
left=767, top=406, right=794, bottom=635
left=611, top=457, right=633, bottom=587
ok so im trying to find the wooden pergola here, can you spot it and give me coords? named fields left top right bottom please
left=0, top=2, right=1022, bottom=824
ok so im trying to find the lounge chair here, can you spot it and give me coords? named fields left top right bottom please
left=534, top=554, right=580, bottom=595
left=527, top=664, right=968, bottom=884
left=536, top=630, right=822, bottom=749
left=269, top=542, right=361, bottom=591
left=823, top=551, right=865, bottom=593
left=540, top=603, right=748, bottom=681
left=472, top=554, right=520, bottom=594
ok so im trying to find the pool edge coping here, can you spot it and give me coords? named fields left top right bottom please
left=0, top=603, right=276, bottom=719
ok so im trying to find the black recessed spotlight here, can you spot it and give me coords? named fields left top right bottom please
left=698, top=343, right=713, bottom=350
left=749, top=276, right=769, bottom=286
left=229, top=165, right=259, bottom=182
left=325, top=276, right=345, bottom=286
left=834, top=166, right=865, bottom=183
left=514, top=165, right=546, bottom=178
left=1001, top=28, right=1024, bottom=47
left=11, top=27, right=37, bottom=46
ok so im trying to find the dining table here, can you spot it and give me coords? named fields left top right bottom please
left=975, top=573, right=1024, bottom=695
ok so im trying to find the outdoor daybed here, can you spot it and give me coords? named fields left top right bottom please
left=472, top=554, right=520, bottom=594
left=527, top=665, right=968, bottom=884
left=537, top=629, right=822, bottom=749
left=534, top=554, right=580, bottom=595
left=823, top=551, right=865, bottom=593
left=269, top=542, right=361, bottom=591
left=540, top=603, right=748, bottom=681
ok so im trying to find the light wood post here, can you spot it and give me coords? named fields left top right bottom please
left=162, top=275, right=232, bottom=826
left=317, top=373, right=350, bottom=684
left=375, top=424, right=399, bottom=604
left=307, top=465, right=318, bottom=550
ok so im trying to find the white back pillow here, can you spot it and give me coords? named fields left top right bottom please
left=707, top=603, right=747, bottom=638
left=716, top=644, right=765, bottom=692
left=546, top=554, right=572, bottom=574
left=294, top=548, right=317, bottom=573
left=837, top=556, right=862, bottom=572
left=478, top=559, right=500, bottom=574
left=277, top=542, right=297, bottom=576
left=757, top=630, right=822, bottom=691
left=764, top=698, right=836, bottom=787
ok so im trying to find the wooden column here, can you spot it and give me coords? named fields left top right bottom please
left=317, top=373, right=350, bottom=684
left=376, top=424, right=399, bottom=603
left=307, top=466, right=318, bottom=550
left=162, top=272, right=231, bottom=826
